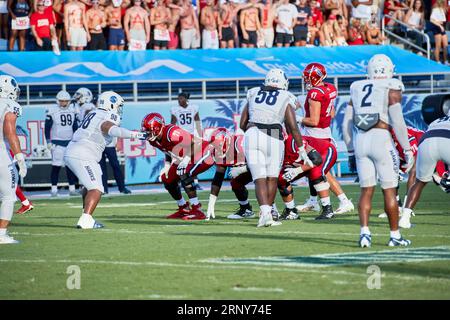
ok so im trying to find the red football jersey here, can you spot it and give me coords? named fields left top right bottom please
left=390, top=126, right=424, bottom=161
left=148, top=124, right=194, bottom=159
left=303, top=83, right=337, bottom=139
left=283, top=135, right=309, bottom=166
left=215, top=134, right=246, bottom=167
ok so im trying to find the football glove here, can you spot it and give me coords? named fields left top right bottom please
left=14, top=153, right=27, bottom=178
left=229, top=165, right=248, bottom=178
left=282, top=167, right=303, bottom=182
left=402, top=150, right=415, bottom=174
left=131, top=131, right=148, bottom=140
left=159, top=161, right=171, bottom=181
left=176, top=156, right=190, bottom=176
left=296, top=145, right=313, bottom=167
left=348, top=151, right=356, bottom=173
left=47, top=142, right=55, bottom=151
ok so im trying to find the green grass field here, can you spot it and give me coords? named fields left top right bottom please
left=1, top=183, right=449, bottom=300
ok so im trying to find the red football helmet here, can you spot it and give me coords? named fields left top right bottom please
left=141, top=113, right=165, bottom=141
left=303, top=63, right=327, bottom=90
left=209, top=127, right=232, bottom=159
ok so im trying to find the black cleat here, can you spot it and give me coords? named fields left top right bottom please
left=121, top=188, right=132, bottom=194
left=280, top=207, right=301, bottom=220
left=315, top=204, right=335, bottom=220
left=227, top=204, right=255, bottom=219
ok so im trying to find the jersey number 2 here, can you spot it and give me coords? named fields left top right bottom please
left=361, top=84, right=373, bottom=108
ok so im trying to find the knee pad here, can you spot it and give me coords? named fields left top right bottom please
left=279, top=185, right=293, bottom=197
left=307, top=149, right=323, bottom=166
left=180, top=174, right=195, bottom=193
left=311, top=176, right=330, bottom=192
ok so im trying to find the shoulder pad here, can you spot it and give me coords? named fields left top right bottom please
left=6, top=100, right=22, bottom=117
left=387, top=78, right=405, bottom=92
left=246, top=87, right=260, bottom=101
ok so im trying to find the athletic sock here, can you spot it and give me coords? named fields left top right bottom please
left=285, top=200, right=295, bottom=209
left=16, top=187, right=27, bottom=202
left=260, top=205, right=271, bottom=216
left=69, top=185, right=76, bottom=193
left=337, top=193, right=348, bottom=203
left=51, top=185, right=57, bottom=194
left=390, top=229, right=401, bottom=239
left=21, top=199, right=30, bottom=206
left=177, top=198, right=186, bottom=206
left=239, top=200, right=249, bottom=206
left=0, top=228, right=6, bottom=236
left=190, top=197, right=199, bottom=206
left=361, top=226, right=371, bottom=235
left=320, top=197, right=331, bottom=207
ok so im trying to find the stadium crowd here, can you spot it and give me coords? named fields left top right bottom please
left=0, top=0, right=448, bottom=61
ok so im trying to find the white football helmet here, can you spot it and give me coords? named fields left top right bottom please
left=264, top=68, right=289, bottom=90
left=56, top=90, right=71, bottom=108
left=367, top=54, right=395, bottom=80
left=443, top=98, right=450, bottom=116
left=97, top=91, right=124, bottom=116
left=73, top=87, right=93, bottom=104
left=0, top=75, right=20, bottom=101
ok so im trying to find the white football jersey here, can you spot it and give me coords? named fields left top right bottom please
left=66, top=109, right=121, bottom=162
left=427, top=116, right=450, bottom=132
left=0, top=98, right=22, bottom=151
left=74, top=102, right=96, bottom=123
left=46, top=104, right=78, bottom=141
left=170, top=104, right=199, bottom=135
left=350, top=78, right=405, bottom=124
left=246, top=87, right=296, bottom=125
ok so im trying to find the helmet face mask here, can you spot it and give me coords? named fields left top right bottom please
left=367, top=54, right=394, bottom=80
left=97, top=91, right=124, bottom=119
left=56, top=90, right=71, bottom=108
left=0, top=75, right=20, bottom=101
left=264, top=68, right=289, bottom=90
left=142, top=113, right=165, bottom=141
left=303, top=63, right=327, bottom=90
left=74, top=87, right=93, bottom=104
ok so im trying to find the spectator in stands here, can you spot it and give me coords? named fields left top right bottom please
left=167, top=0, right=183, bottom=49
left=293, top=0, right=310, bottom=47
left=324, top=0, right=348, bottom=23
left=7, top=0, right=31, bottom=51
left=106, top=0, right=126, bottom=50
left=124, top=0, right=150, bottom=50
left=274, top=0, right=297, bottom=47
left=259, top=0, right=276, bottom=48
left=384, top=0, right=409, bottom=27
left=347, top=17, right=366, bottom=45
left=218, top=0, right=236, bottom=48
left=334, top=14, right=348, bottom=44
left=0, top=0, right=7, bottom=40
left=403, top=0, right=425, bottom=52
left=430, top=0, right=448, bottom=64
left=351, top=0, right=373, bottom=25
left=52, top=0, right=66, bottom=48
left=320, top=13, right=337, bottom=46
left=86, top=0, right=107, bottom=50
left=366, top=15, right=385, bottom=44
left=30, top=0, right=56, bottom=51
left=179, top=0, right=200, bottom=49
left=240, top=0, right=261, bottom=48
left=200, top=0, right=219, bottom=49
left=370, top=0, right=381, bottom=20
left=308, top=0, right=323, bottom=45
left=150, top=0, right=171, bottom=49
left=64, top=0, right=90, bottom=51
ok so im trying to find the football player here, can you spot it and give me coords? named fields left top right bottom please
left=240, top=68, right=311, bottom=228
left=73, top=87, right=95, bottom=124
left=401, top=106, right=450, bottom=228
left=141, top=112, right=213, bottom=220
left=296, top=62, right=341, bottom=220
left=64, top=91, right=146, bottom=229
left=343, top=54, right=413, bottom=247
left=45, top=90, right=79, bottom=197
left=0, top=75, right=27, bottom=244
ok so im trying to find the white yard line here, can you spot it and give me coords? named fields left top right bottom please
left=232, top=287, right=284, bottom=293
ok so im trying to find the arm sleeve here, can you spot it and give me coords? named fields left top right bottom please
left=44, top=115, right=53, bottom=141
left=108, top=125, right=134, bottom=139
left=388, top=103, right=411, bottom=151
left=342, top=104, right=354, bottom=152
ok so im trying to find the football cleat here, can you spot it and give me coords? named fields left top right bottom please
left=257, top=211, right=282, bottom=228
left=182, top=204, right=206, bottom=220
left=51, top=191, right=58, bottom=197
left=280, top=207, right=300, bottom=220
left=76, top=214, right=104, bottom=229
left=315, top=204, right=335, bottom=220
left=335, top=199, right=354, bottom=214
left=227, top=204, right=254, bottom=219
left=271, top=205, right=280, bottom=221
left=359, top=234, right=372, bottom=248
left=378, top=212, right=387, bottom=218
left=16, top=202, right=34, bottom=214
left=166, top=203, right=190, bottom=219
left=296, top=198, right=320, bottom=212
left=388, top=237, right=411, bottom=247
left=0, top=234, right=20, bottom=244
left=399, top=209, right=415, bottom=229
left=121, top=188, right=132, bottom=194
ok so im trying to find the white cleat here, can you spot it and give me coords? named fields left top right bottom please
left=335, top=200, right=354, bottom=214
left=378, top=212, right=388, bottom=218
left=399, top=209, right=415, bottom=229
left=359, top=234, right=372, bottom=248
left=257, top=212, right=282, bottom=228
left=51, top=191, right=58, bottom=197
left=0, top=234, right=20, bottom=244
left=296, top=199, right=320, bottom=212
left=76, top=214, right=104, bottom=229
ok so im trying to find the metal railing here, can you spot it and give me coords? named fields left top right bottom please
left=381, top=14, right=431, bottom=60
